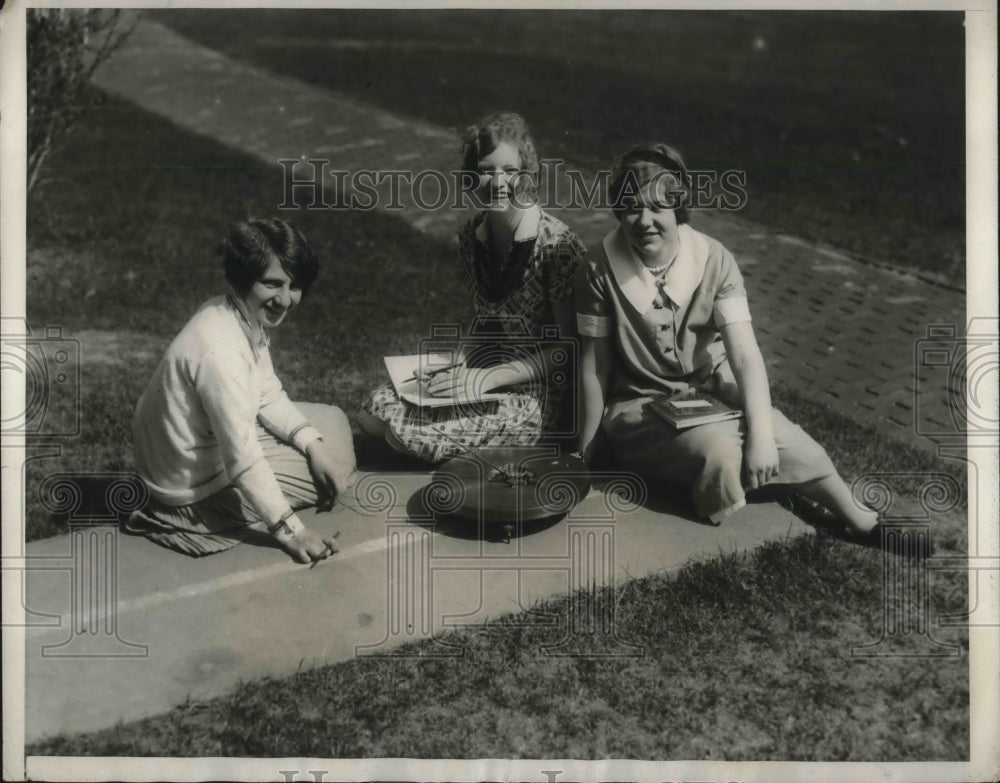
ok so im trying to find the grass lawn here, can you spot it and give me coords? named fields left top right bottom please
left=156, top=9, right=965, bottom=285
left=23, top=41, right=969, bottom=759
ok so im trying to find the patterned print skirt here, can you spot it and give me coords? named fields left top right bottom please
left=363, top=382, right=563, bottom=464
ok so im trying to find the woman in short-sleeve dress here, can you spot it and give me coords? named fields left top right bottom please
left=360, top=112, right=585, bottom=463
left=576, top=143, right=881, bottom=537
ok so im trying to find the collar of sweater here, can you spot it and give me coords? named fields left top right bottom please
left=226, top=292, right=270, bottom=357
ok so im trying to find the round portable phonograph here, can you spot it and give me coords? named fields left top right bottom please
left=428, top=447, right=591, bottom=542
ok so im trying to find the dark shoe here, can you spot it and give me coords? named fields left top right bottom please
left=845, top=519, right=936, bottom=556
left=778, top=490, right=839, bottom=527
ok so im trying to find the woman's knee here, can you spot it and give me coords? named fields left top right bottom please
left=774, top=415, right=836, bottom=477
left=296, top=402, right=353, bottom=443
left=673, top=422, right=742, bottom=466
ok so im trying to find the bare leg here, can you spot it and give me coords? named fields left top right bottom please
left=356, top=409, right=409, bottom=454
left=357, top=409, right=387, bottom=441
left=795, top=474, right=879, bottom=533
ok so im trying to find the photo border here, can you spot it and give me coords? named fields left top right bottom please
left=2, top=1, right=996, bottom=781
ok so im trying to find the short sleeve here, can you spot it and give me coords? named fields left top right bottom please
left=574, top=258, right=613, bottom=338
left=542, top=230, right=587, bottom=305
left=712, top=248, right=752, bottom=327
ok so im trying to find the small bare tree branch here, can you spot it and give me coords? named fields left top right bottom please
left=27, top=9, right=138, bottom=193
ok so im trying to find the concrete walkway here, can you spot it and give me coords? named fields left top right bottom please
left=24, top=472, right=810, bottom=742
left=19, top=17, right=969, bottom=743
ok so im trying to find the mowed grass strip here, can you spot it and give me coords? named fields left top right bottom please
left=27, top=533, right=968, bottom=760
left=157, top=9, right=965, bottom=285
left=24, top=92, right=969, bottom=760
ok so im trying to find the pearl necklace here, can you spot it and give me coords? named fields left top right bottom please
left=643, top=245, right=679, bottom=278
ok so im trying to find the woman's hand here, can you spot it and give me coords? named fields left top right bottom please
left=744, top=431, right=779, bottom=490
left=423, top=366, right=511, bottom=398
left=278, top=525, right=339, bottom=565
left=306, top=439, right=358, bottom=509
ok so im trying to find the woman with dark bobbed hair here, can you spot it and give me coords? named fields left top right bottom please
left=576, top=143, right=881, bottom=538
left=359, top=112, right=586, bottom=462
left=128, top=218, right=357, bottom=563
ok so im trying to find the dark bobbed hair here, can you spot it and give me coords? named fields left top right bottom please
left=460, top=111, right=539, bottom=203
left=220, top=217, right=319, bottom=298
left=609, top=143, right=691, bottom=225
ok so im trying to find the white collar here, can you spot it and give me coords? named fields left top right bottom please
left=474, top=203, right=542, bottom=245
left=603, top=223, right=709, bottom=313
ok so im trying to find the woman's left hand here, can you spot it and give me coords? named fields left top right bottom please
left=744, top=431, right=779, bottom=490
left=424, top=366, right=499, bottom=398
left=306, top=439, right=358, bottom=508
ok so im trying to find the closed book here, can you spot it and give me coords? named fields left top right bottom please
left=649, top=391, right=744, bottom=429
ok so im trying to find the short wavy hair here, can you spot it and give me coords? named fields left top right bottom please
left=460, top=111, right=539, bottom=204
left=609, top=143, right=692, bottom=225
left=219, top=217, right=319, bottom=298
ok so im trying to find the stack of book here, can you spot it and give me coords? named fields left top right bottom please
left=649, top=391, right=744, bottom=429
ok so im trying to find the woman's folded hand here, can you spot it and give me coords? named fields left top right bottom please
left=424, top=366, right=494, bottom=398
left=306, top=439, right=358, bottom=506
left=743, top=431, right=779, bottom=490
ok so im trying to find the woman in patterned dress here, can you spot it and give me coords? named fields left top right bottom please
left=359, top=112, right=586, bottom=463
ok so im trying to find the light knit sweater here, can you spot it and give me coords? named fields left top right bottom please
left=132, top=295, right=321, bottom=525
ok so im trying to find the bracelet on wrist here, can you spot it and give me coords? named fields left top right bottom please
left=268, top=520, right=294, bottom=539
left=267, top=511, right=305, bottom=539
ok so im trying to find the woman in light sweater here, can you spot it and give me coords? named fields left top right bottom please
left=128, top=218, right=357, bottom=564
